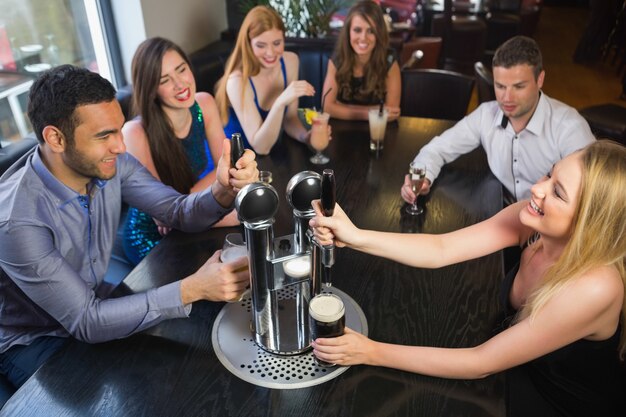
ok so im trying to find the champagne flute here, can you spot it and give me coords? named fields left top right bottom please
left=406, top=161, right=426, bottom=215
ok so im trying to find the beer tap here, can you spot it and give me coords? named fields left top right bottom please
left=230, top=133, right=245, bottom=167
left=235, top=172, right=322, bottom=354
left=231, top=133, right=246, bottom=241
left=320, top=169, right=336, bottom=287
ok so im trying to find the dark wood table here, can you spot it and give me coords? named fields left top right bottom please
left=1, top=117, right=506, bottom=417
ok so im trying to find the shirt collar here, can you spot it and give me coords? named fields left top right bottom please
left=31, top=148, right=108, bottom=206
left=493, top=91, right=545, bottom=136
left=524, top=91, right=545, bottom=136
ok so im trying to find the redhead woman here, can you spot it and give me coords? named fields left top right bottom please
left=122, top=37, right=239, bottom=265
left=322, top=0, right=401, bottom=121
left=310, top=141, right=626, bottom=416
left=215, top=6, right=316, bottom=155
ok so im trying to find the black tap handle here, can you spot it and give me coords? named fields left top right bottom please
left=321, top=169, right=335, bottom=217
left=231, top=133, right=245, bottom=168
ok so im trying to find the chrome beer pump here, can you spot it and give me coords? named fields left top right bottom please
left=234, top=169, right=336, bottom=355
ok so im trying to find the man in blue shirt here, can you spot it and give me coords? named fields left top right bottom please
left=0, top=65, right=258, bottom=401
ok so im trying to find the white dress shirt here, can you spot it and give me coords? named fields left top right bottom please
left=413, top=92, right=595, bottom=200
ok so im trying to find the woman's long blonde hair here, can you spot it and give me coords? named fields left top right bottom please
left=215, top=5, right=285, bottom=125
left=522, top=140, right=626, bottom=357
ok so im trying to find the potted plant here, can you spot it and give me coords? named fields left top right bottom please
left=238, top=0, right=350, bottom=38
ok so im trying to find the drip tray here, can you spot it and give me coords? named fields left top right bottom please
left=212, top=287, right=368, bottom=389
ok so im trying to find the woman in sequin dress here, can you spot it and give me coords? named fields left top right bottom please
left=122, top=37, right=238, bottom=265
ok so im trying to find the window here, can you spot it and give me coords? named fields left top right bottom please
left=0, top=0, right=120, bottom=145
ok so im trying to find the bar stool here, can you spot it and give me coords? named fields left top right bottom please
left=579, top=103, right=626, bottom=145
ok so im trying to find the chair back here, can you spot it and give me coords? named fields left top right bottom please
left=115, top=85, right=133, bottom=120
left=474, top=61, right=496, bottom=104
left=0, top=136, right=38, bottom=176
left=492, top=0, right=522, bottom=13
left=400, top=69, right=475, bottom=120
left=431, top=14, right=486, bottom=75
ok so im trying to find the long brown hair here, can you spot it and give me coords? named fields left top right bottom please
left=130, top=37, right=195, bottom=193
left=215, top=6, right=286, bottom=124
left=333, top=0, right=390, bottom=103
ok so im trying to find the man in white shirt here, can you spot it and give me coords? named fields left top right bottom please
left=400, top=36, right=595, bottom=204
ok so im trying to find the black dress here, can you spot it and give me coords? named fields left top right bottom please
left=499, top=262, right=626, bottom=417
left=334, top=51, right=396, bottom=106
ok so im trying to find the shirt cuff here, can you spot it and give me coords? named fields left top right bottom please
left=153, top=281, right=190, bottom=319
left=184, top=303, right=193, bottom=316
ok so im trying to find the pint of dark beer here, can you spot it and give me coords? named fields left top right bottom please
left=309, top=293, right=345, bottom=366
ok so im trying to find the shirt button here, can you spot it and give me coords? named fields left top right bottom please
left=516, top=180, right=520, bottom=184
left=513, top=159, right=517, bottom=163
left=92, top=259, right=97, bottom=264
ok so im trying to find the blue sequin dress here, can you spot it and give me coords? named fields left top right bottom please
left=223, top=57, right=287, bottom=149
left=123, top=101, right=214, bottom=265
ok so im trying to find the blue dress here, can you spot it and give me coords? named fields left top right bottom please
left=223, top=57, right=287, bottom=149
left=123, top=102, right=214, bottom=265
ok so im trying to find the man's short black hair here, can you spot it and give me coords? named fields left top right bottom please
left=27, top=65, right=117, bottom=144
left=492, top=36, right=543, bottom=79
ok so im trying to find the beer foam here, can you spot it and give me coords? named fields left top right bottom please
left=309, top=294, right=344, bottom=322
left=283, top=256, right=311, bottom=278
left=220, top=246, right=247, bottom=263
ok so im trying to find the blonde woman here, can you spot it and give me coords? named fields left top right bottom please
left=215, top=6, right=315, bottom=155
left=310, top=140, right=626, bottom=416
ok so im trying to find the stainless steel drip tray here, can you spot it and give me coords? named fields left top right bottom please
left=211, top=287, right=368, bottom=389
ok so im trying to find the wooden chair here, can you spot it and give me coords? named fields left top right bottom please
left=400, top=69, right=475, bottom=120
left=0, top=136, right=38, bottom=176
left=474, top=61, right=496, bottom=104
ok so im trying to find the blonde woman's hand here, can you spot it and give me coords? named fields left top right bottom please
left=311, top=327, right=375, bottom=366
left=309, top=201, right=360, bottom=249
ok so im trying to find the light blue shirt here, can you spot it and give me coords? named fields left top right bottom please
left=0, top=147, right=232, bottom=353
left=413, top=92, right=595, bottom=200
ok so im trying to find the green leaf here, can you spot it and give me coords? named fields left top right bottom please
left=237, top=0, right=351, bottom=38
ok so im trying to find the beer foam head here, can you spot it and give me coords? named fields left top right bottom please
left=309, top=294, right=345, bottom=323
left=283, top=256, right=311, bottom=278
left=220, top=246, right=247, bottom=263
